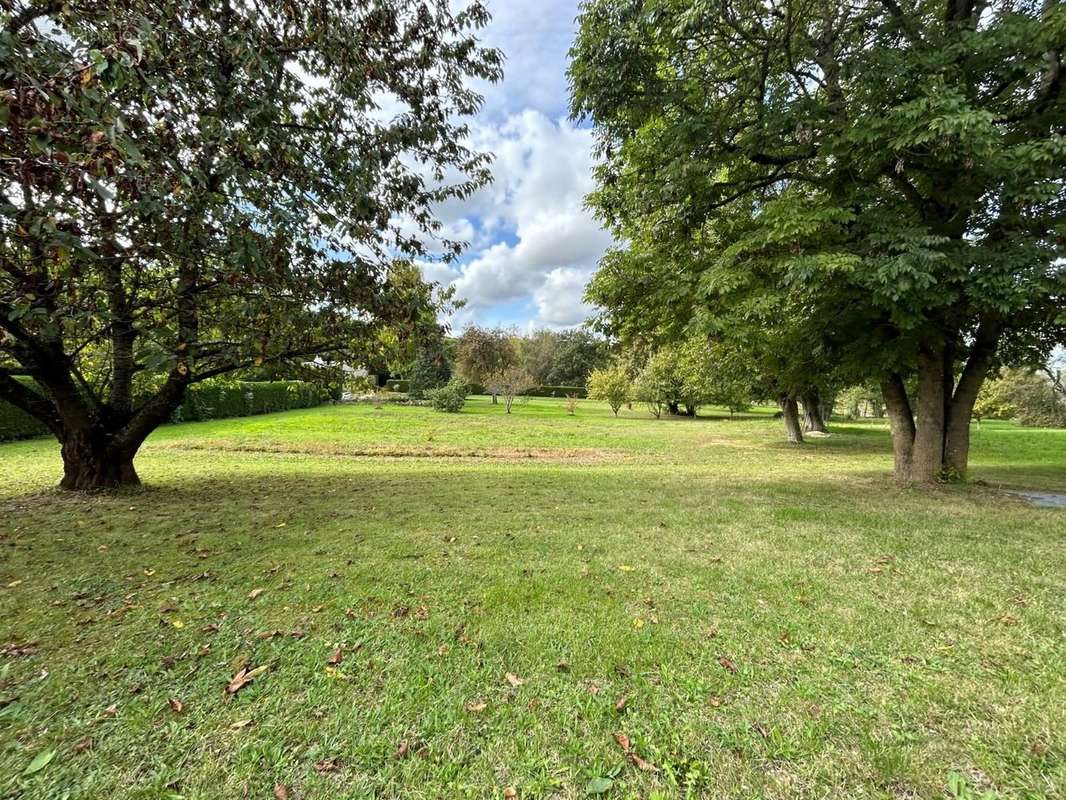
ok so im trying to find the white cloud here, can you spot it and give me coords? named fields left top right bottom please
left=419, top=109, right=611, bottom=328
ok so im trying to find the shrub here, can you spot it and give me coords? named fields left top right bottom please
left=427, top=377, right=468, bottom=412
left=587, top=366, right=631, bottom=416
left=565, top=395, right=579, bottom=415
left=0, top=378, right=49, bottom=441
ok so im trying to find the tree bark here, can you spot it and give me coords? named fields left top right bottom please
left=59, top=431, right=139, bottom=490
left=800, top=389, right=828, bottom=432
left=683, top=402, right=696, bottom=416
left=779, top=395, right=804, bottom=443
left=908, top=343, right=947, bottom=482
left=880, top=374, right=915, bottom=479
left=667, top=400, right=680, bottom=415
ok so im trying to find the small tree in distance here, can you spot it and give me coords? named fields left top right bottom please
left=491, top=367, right=535, bottom=414
left=456, top=326, right=516, bottom=404
left=587, top=366, right=631, bottom=416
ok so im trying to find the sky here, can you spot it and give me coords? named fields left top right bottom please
left=413, top=1, right=611, bottom=334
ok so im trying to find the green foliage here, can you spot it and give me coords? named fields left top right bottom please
left=571, top=0, right=1066, bottom=477
left=587, top=366, right=631, bottom=416
left=426, top=377, right=468, bottom=413
left=407, top=346, right=452, bottom=400
left=517, top=329, right=611, bottom=387
left=455, top=326, right=517, bottom=390
left=977, top=368, right=1066, bottom=428
left=0, top=378, right=48, bottom=441
left=175, top=380, right=323, bottom=423
left=0, top=1, right=501, bottom=474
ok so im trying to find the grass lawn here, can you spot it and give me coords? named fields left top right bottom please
left=0, top=397, right=1063, bottom=799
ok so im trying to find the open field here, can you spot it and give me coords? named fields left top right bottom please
left=1, top=398, right=1063, bottom=799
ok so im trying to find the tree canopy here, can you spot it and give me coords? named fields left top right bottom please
left=571, top=0, right=1065, bottom=481
left=1, top=1, right=502, bottom=488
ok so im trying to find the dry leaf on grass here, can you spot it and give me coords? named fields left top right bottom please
left=393, top=740, right=409, bottom=759
left=464, top=700, right=487, bottom=713
left=273, top=785, right=289, bottom=800
left=505, top=672, right=525, bottom=687
left=225, top=664, right=268, bottom=695
left=247, top=588, right=265, bottom=600
left=167, top=698, right=184, bottom=714
left=504, top=788, right=517, bottom=799
left=613, top=732, right=659, bottom=772
left=314, top=757, right=342, bottom=773
left=73, top=736, right=93, bottom=753
left=615, top=694, right=629, bottom=712
left=327, top=648, right=343, bottom=665
left=718, top=655, right=738, bottom=673
left=229, top=719, right=254, bottom=730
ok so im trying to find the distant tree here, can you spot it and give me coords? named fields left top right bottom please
left=455, top=326, right=516, bottom=404
left=489, top=366, right=535, bottom=414
left=0, top=2, right=501, bottom=489
left=516, top=329, right=610, bottom=387
left=633, top=357, right=672, bottom=419
left=407, top=345, right=452, bottom=400
left=587, top=366, right=631, bottom=416
left=976, top=368, right=1066, bottom=428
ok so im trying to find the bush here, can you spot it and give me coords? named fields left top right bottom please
left=0, top=378, right=49, bottom=441
left=177, top=379, right=322, bottom=421
left=427, top=378, right=468, bottom=412
left=587, top=366, right=631, bottom=416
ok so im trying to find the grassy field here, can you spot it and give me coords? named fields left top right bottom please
left=0, top=397, right=1063, bottom=800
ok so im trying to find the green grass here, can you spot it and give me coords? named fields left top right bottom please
left=0, top=397, right=1063, bottom=800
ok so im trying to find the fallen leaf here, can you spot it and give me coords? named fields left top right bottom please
left=632, top=617, right=645, bottom=629
left=465, top=700, right=487, bottom=713
left=327, top=648, right=344, bottom=665
left=167, top=698, right=184, bottom=714
left=586, top=777, right=612, bottom=794
left=617, top=565, right=634, bottom=572
left=393, top=740, right=409, bottom=759
left=504, top=788, right=517, bottom=799
left=615, top=694, right=629, bottom=712
left=73, top=736, right=93, bottom=753
left=7, top=579, right=23, bottom=588
left=143, top=569, right=155, bottom=577
left=718, top=656, right=738, bottom=674
left=103, top=703, right=118, bottom=716
left=229, top=719, right=254, bottom=730
left=247, top=588, right=265, bottom=600
left=225, top=664, right=268, bottom=695
left=614, top=731, right=659, bottom=772
left=505, top=672, right=525, bottom=687
left=314, top=757, right=341, bottom=773
left=273, top=785, right=290, bottom=800
left=22, top=749, right=55, bottom=776
left=587, top=683, right=602, bottom=695
left=171, top=619, right=185, bottom=629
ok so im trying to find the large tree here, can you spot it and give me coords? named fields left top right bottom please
left=1, top=1, right=501, bottom=489
left=571, top=0, right=1065, bottom=481
left=454, top=325, right=515, bottom=402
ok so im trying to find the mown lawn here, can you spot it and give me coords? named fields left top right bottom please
left=0, top=398, right=1063, bottom=800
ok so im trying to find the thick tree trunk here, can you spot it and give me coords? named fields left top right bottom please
left=683, top=402, right=696, bottom=417
left=800, top=390, right=828, bottom=433
left=59, top=431, right=139, bottom=490
left=879, top=321, right=1000, bottom=483
left=779, top=395, right=804, bottom=443
left=667, top=400, right=680, bottom=415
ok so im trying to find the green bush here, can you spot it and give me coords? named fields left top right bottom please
left=1, top=378, right=324, bottom=440
left=427, top=377, right=468, bottom=412
left=0, top=378, right=49, bottom=441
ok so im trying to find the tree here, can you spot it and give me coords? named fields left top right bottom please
left=976, top=367, right=1066, bottom=427
left=587, top=365, right=631, bottom=416
left=489, top=366, right=535, bottom=414
left=571, top=0, right=1066, bottom=481
left=455, top=326, right=516, bottom=403
left=1, top=2, right=502, bottom=489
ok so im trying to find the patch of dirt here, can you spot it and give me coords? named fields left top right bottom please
left=147, top=440, right=621, bottom=465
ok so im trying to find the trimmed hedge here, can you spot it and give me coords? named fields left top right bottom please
left=386, top=378, right=586, bottom=399
left=174, top=380, right=324, bottom=422
left=0, top=378, right=49, bottom=441
left=0, top=379, right=324, bottom=441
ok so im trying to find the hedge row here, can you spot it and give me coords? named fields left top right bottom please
left=385, top=379, right=586, bottom=399
left=0, top=378, right=49, bottom=441
left=0, top=379, right=324, bottom=441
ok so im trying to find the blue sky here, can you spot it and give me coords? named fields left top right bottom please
left=413, top=1, right=612, bottom=333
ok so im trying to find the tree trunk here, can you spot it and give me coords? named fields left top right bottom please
left=879, top=321, right=1000, bottom=483
left=800, top=390, right=828, bottom=433
left=683, top=402, right=696, bottom=417
left=779, top=395, right=804, bottom=443
left=59, top=431, right=139, bottom=490
left=491, top=393, right=498, bottom=405
left=667, top=400, right=680, bottom=415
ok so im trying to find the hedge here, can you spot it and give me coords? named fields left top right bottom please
left=0, top=379, right=324, bottom=441
left=386, top=379, right=586, bottom=398
left=0, top=378, right=49, bottom=441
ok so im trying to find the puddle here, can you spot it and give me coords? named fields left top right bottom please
left=1005, top=491, right=1066, bottom=509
